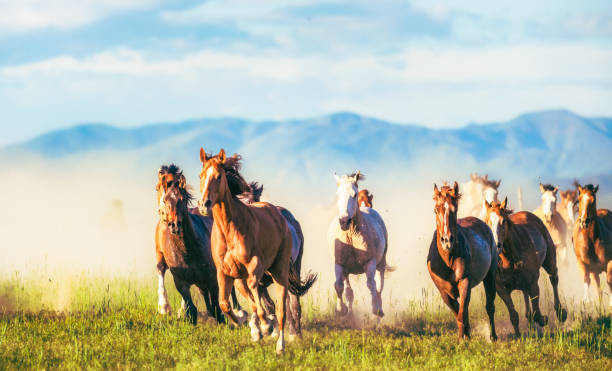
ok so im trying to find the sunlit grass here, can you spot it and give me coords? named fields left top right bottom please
left=0, top=272, right=610, bottom=369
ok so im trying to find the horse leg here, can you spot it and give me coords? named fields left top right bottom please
left=522, top=291, right=532, bottom=323
left=365, top=259, right=382, bottom=317
left=230, top=287, right=248, bottom=325
left=334, top=264, right=348, bottom=315
left=287, top=293, right=301, bottom=340
left=456, top=278, right=471, bottom=339
left=272, top=278, right=288, bottom=355
left=483, top=266, right=497, bottom=341
left=374, top=268, right=385, bottom=317
left=606, top=261, right=612, bottom=307
left=578, top=262, right=591, bottom=303
left=591, top=272, right=602, bottom=302
left=344, top=276, right=354, bottom=314
left=216, top=271, right=241, bottom=326
left=496, top=284, right=520, bottom=337
left=542, top=240, right=567, bottom=321
left=198, top=287, right=214, bottom=319
left=527, top=282, right=548, bottom=327
left=259, top=286, right=279, bottom=337
left=199, top=286, right=225, bottom=324
left=245, top=256, right=272, bottom=337
left=156, top=260, right=172, bottom=315
left=235, top=278, right=262, bottom=341
left=174, top=279, right=197, bottom=325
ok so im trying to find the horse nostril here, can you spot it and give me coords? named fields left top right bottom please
left=449, top=236, right=454, bottom=243
left=204, top=200, right=211, bottom=208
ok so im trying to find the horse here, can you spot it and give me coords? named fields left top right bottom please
left=533, top=184, right=568, bottom=265
left=197, top=148, right=316, bottom=354
left=428, top=182, right=497, bottom=340
left=242, top=181, right=312, bottom=339
left=328, top=172, right=390, bottom=317
left=573, top=184, right=612, bottom=305
left=558, top=188, right=579, bottom=244
left=155, top=164, right=247, bottom=324
left=458, top=173, right=501, bottom=220
left=484, top=198, right=567, bottom=336
left=358, top=189, right=373, bottom=208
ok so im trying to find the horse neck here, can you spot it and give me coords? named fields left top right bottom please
left=349, top=206, right=363, bottom=232
left=211, top=187, right=246, bottom=237
left=436, top=214, right=459, bottom=267
left=501, top=219, right=521, bottom=263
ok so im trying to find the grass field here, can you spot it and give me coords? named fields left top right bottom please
left=0, top=272, right=611, bottom=370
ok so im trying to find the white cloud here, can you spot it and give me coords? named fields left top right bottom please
left=0, top=0, right=163, bottom=32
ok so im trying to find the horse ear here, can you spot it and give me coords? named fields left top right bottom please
left=470, top=173, right=477, bottom=181
left=495, top=179, right=501, bottom=188
left=501, top=197, right=508, bottom=209
left=577, top=185, right=583, bottom=193
left=539, top=183, right=545, bottom=193
left=218, top=149, right=226, bottom=162
left=594, top=185, right=599, bottom=193
left=333, top=172, right=340, bottom=184
left=156, top=168, right=165, bottom=190
left=433, top=184, right=440, bottom=199
left=200, top=147, right=208, bottom=164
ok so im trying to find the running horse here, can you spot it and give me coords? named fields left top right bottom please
left=155, top=164, right=246, bottom=324
left=533, top=184, right=568, bottom=265
left=198, top=148, right=316, bottom=354
left=573, top=184, right=612, bottom=305
left=484, top=198, right=566, bottom=336
left=558, top=186, right=579, bottom=246
left=329, top=172, right=391, bottom=317
left=458, top=173, right=501, bottom=220
left=428, top=182, right=498, bottom=340
left=242, top=182, right=313, bottom=339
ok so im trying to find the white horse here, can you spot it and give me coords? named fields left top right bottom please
left=458, top=173, right=501, bottom=220
left=533, top=184, right=568, bottom=265
left=328, top=171, right=390, bottom=317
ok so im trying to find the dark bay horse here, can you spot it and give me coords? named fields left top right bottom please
left=243, top=182, right=313, bottom=339
left=198, top=148, right=315, bottom=354
left=428, top=182, right=498, bottom=340
left=155, top=164, right=247, bottom=324
left=573, top=184, right=612, bottom=305
left=484, top=198, right=566, bottom=336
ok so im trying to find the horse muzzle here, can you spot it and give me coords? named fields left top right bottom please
left=167, top=221, right=182, bottom=236
left=198, top=199, right=212, bottom=216
left=439, top=235, right=454, bottom=251
left=339, top=217, right=351, bottom=231
left=579, top=217, right=591, bottom=229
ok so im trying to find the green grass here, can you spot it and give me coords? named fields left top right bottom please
left=0, top=272, right=611, bottom=370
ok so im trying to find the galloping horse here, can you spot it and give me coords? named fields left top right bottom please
left=558, top=188, right=578, bottom=244
left=573, top=184, right=612, bottom=305
left=533, top=184, right=568, bottom=265
left=428, top=182, right=497, bottom=340
left=328, top=172, right=390, bottom=317
left=243, top=182, right=314, bottom=338
left=198, top=148, right=315, bottom=354
left=458, top=173, right=501, bottom=220
left=484, top=198, right=566, bottom=336
left=155, top=164, right=247, bottom=324
left=358, top=189, right=373, bottom=208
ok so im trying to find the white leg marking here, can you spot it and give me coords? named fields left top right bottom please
left=583, top=282, right=590, bottom=303
left=249, top=313, right=262, bottom=342
left=365, top=259, right=381, bottom=316
left=334, top=264, right=347, bottom=314
left=276, top=328, right=285, bottom=355
left=157, top=273, right=171, bottom=315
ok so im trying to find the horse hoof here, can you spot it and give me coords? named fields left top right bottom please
left=557, top=308, right=568, bottom=323
left=336, top=305, right=348, bottom=316
left=158, top=304, right=172, bottom=315
left=536, top=315, right=548, bottom=327
left=276, top=339, right=285, bottom=355
left=374, top=309, right=384, bottom=318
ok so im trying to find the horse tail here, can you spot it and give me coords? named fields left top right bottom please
left=287, top=263, right=317, bottom=297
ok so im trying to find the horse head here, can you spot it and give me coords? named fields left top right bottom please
left=433, top=181, right=461, bottom=252
left=539, top=183, right=558, bottom=223
left=158, top=165, right=190, bottom=236
left=577, top=183, right=599, bottom=229
left=484, top=197, right=511, bottom=252
left=334, top=171, right=364, bottom=231
left=560, top=189, right=578, bottom=225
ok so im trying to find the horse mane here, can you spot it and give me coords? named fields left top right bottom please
left=540, top=183, right=556, bottom=192
left=582, top=184, right=598, bottom=193
left=242, top=181, right=264, bottom=203
left=213, top=153, right=251, bottom=198
left=159, top=163, right=195, bottom=206
left=439, top=184, right=462, bottom=201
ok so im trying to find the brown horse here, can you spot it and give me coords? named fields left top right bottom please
left=484, top=198, right=567, bottom=336
left=573, top=184, right=612, bottom=305
left=198, top=148, right=315, bottom=354
left=243, top=182, right=313, bottom=339
left=428, top=182, right=498, bottom=340
left=533, top=184, right=568, bottom=265
left=558, top=188, right=578, bottom=243
left=155, top=164, right=246, bottom=324
left=358, top=189, right=373, bottom=208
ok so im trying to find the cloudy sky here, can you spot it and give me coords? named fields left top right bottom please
left=1, top=0, right=611, bottom=145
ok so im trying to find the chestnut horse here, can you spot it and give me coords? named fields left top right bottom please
left=155, top=164, right=246, bottom=324
left=573, top=184, right=612, bottom=305
left=242, top=182, right=313, bottom=338
left=198, top=148, right=315, bottom=354
left=328, top=172, right=390, bottom=317
left=458, top=173, right=501, bottom=220
left=533, top=184, right=568, bottom=265
left=484, top=198, right=566, bottom=336
left=428, top=182, right=497, bottom=340
left=358, top=189, right=373, bottom=208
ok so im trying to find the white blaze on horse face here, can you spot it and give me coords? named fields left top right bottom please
left=336, top=177, right=358, bottom=221
left=483, top=187, right=498, bottom=204
left=158, top=190, right=166, bottom=212
left=489, top=212, right=500, bottom=246
left=542, top=191, right=556, bottom=217
left=443, top=202, right=449, bottom=236
left=580, top=193, right=590, bottom=222
left=200, top=166, right=215, bottom=203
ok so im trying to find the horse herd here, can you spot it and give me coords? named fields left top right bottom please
left=154, top=149, right=612, bottom=354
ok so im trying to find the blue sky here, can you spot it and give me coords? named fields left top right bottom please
left=0, top=0, right=611, bottom=145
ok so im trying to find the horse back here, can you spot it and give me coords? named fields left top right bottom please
left=457, top=217, right=495, bottom=286
left=277, top=206, right=304, bottom=266
left=509, top=211, right=550, bottom=266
